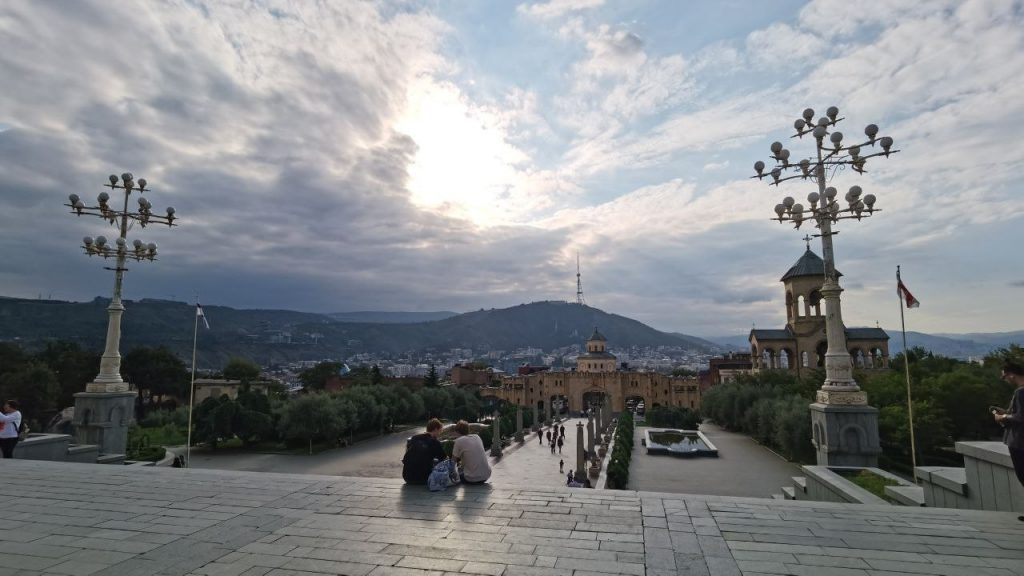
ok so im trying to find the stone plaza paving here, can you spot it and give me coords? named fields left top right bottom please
left=5, top=459, right=1024, bottom=576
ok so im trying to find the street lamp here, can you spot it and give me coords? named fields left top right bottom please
left=65, top=173, right=178, bottom=393
left=752, top=106, right=897, bottom=400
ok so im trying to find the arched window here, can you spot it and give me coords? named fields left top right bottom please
left=809, top=290, right=822, bottom=316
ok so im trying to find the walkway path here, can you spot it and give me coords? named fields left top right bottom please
left=6, top=459, right=1024, bottom=576
left=491, top=418, right=584, bottom=488
left=629, top=423, right=802, bottom=498
left=185, top=427, right=422, bottom=477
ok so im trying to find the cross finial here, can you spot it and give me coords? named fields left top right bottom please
left=802, top=234, right=812, bottom=250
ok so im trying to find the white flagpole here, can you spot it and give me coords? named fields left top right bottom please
left=186, top=299, right=200, bottom=468
left=898, top=265, right=918, bottom=482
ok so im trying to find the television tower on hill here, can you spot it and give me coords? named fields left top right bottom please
left=576, top=252, right=586, bottom=306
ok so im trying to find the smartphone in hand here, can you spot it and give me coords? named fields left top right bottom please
left=990, top=406, right=1007, bottom=415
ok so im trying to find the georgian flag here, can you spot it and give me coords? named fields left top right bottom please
left=897, top=274, right=920, bottom=309
left=197, top=303, right=211, bottom=329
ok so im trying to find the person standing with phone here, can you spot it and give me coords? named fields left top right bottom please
left=0, top=400, right=23, bottom=458
left=994, top=360, right=1024, bottom=521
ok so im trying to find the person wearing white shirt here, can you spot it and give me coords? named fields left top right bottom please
left=0, top=400, right=23, bottom=458
left=452, top=420, right=491, bottom=484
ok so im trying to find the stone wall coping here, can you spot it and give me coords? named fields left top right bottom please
left=801, top=465, right=890, bottom=506
left=956, top=440, right=1013, bottom=467
left=17, top=433, right=73, bottom=446
left=916, top=466, right=968, bottom=495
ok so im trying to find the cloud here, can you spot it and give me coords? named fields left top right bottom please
left=517, top=0, right=605, bottom=20
left=3, top=0, right=1024, bottom=338
left=746, top=23, right=828, bottom=67
left=0, top=1, right=569, bottom=315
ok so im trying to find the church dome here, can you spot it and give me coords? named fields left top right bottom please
left=780, top=247, right=842, bottom=281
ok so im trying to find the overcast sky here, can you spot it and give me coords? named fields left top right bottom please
left=1, top=0, right=1022, bottom=338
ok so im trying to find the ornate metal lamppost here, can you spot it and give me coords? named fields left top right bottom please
left=752, top=107, right=897, bottom=466
left=64, top=173, right=177, bottom=457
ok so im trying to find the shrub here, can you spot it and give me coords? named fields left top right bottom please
left=606, top=412, right=635, bottom=489
left=646, top=406, right=701, bottom=429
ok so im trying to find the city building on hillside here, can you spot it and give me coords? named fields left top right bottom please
left=702, top=352, right=754, bottom=390
left=517, top=364, right=550, bottom=376
left=488, top=329, right=701, bottom=413
left=192, top=379, right=273, bottom=405
left=449, top=364, right=500, bottom=387
left=323, top=375, right=423, bottom=392
left=749, top=247, right=890, bottom=377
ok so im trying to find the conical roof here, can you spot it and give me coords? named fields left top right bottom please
left=587, top=327, right=607, bottom=342
left=781, top=247, right=841, bottom=281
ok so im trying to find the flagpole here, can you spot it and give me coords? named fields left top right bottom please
left=898, top=265, right=919, bottom=482
left=186, top=299, right=199, bottom=468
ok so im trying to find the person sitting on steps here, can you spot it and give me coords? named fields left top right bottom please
left=402, top=418, right=446, bottom=485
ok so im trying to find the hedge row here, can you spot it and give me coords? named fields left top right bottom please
left=605, top=412, right=635, bottom=489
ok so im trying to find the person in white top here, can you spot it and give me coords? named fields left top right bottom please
left=452, top=420, right=491, bottom=484
left=0, top=399, right=23, bottom=458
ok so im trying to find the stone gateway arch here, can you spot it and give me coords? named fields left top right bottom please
left=490, top=329, right=700, bottom=415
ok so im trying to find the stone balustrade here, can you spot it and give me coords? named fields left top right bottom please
left=916, top=441, right=1024, bottom=512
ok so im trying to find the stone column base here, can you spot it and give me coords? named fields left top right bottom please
left=810, top=402, right=881, bottom=467
left=73, top=391, right=137, bottom=456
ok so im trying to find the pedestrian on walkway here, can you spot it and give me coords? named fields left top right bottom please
left=559, top=459, right=564, bottom=473
left=537, top=429, right=543, bottom=444
left=550, top=439, right=556, bottom=453
left=560, top=424, right=565, bottom=438
left=545, top=430, right=551, bottom=444
left=557, top=436, right=563, bottom=454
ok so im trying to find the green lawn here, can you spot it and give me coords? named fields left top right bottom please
left=844, top=469, right=899, bottom=499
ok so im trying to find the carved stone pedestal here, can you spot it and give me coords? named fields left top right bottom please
left=73, top=391, right=136, bottom=457
left=810, top=395, right=881, bottom=467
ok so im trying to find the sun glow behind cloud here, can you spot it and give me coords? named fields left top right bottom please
left=396, top=78, right=532, bottom=227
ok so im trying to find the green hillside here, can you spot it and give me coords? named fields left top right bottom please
left=0, top=297, right=721, bottom=366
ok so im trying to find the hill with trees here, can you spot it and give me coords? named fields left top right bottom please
left=0, top=297, right=721, bottom=367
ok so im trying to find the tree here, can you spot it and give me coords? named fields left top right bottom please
left=298, top=361, right=343, bottom=391
left=423, top=364, right=440, bottom=388
left=277, top=393, right=350, bottom=453
left=0, top=362, right=60, bottom=425
left=121, top=346, right=189, bottom=402
left=233, top=388, right=275, bottom=446
left=190, top=396, right=237, bottom=449
left=35, top=341, right=101, bottom=409
left=0, top=343, right=30, bottom=379
left=671, top=367, right=698, bottom=377
left=370, top=365, right=384, bottom=386
left=420, top=387, right=452, bottom=419
left=223, top=357, right=260, bottom=385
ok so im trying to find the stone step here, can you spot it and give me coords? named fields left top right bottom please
left=770, top=493, right=785, bottom=500
left=781, top=486, right=796, bottom=500
left=96, top=453, right=126, bottom=465
left=885, top=485, right=926, bottom=507
left=792, top=476, right=807, bottom=492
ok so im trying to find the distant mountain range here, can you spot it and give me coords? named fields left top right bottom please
left=327, top=311, right=458, bottom=323
left=0, top=297, right=721, bottom=367
left=709, top=330, right=1024, bottom=360
left=4, top=295, right=1015, bottom=366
